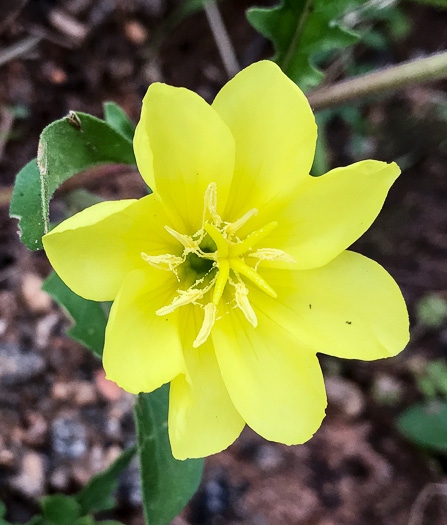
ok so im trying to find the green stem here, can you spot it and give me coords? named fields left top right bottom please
left=308, top=51, right=447, bottom=110
left=279, top=0, right=313, bottom=73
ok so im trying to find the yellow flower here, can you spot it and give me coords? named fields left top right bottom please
left=43, top=61, right=409, bottom=460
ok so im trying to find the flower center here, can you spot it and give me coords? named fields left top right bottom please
left=141, top=183, right=296, bottom=348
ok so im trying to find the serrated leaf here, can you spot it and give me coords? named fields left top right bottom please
left=76, top=446, right=137, bottom=514
left=10, top=111, right=136, bottom=250
left=135, top=386, right=204, bottom=525
left=397, top=400, right=447, bottom=451
left=247, top=0, right=360, bottom=91
left=103, top=102, right=135, bottom=142
left=42, top=271, right=108, bottom=357
left=41, top=495, right=82, bottom=525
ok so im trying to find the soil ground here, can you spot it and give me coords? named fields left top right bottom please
left=1, top=1, right=447, bottom=524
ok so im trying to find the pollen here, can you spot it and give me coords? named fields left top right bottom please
left=156, top=287, right=205, bottom=315
left=149, top=183, right=296, bottom=346
left=193, top=302, right=217, bottom=348
left=141, top=252, right=184, bottom=271
left=249, top=248, right=297, bottom=264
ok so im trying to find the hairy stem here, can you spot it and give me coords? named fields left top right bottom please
left=308, top=51, right=447, bottom=110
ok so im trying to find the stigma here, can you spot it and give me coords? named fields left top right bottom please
left=141, top=183, right=296, bottom=347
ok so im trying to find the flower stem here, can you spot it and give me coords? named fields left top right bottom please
left=308, top=51, right=447, bottom=110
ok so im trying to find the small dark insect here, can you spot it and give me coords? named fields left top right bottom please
left=309, top=304, right=312, bottom=309
left=346, top=321, right=352, bottom=325
left=67, top=110, right=83, bottom=131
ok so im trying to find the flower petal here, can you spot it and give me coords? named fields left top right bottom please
left=134, top=83, right=235, bottom=233
left=212, top=60, right=317, bottom=221
left=103, top=269, right=184, bottom=395
left=43, top=195, right=179, bottom=301
left=168, top=305, right=245, bottom=460
left=251, top=251, right=409, bottom=361
left=258, top=160, right=401, bottom=270
left=212, top=303, right=327, bottom=445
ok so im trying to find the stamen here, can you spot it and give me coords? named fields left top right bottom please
left=141, top=252, right=183, bottom=271
left=193, top=302, right=217, bottom=348
left=234, top=282, right=257, bottom=328
left=249, top=248, right=297, bottom=264
left=164, top=225, right=196, bottom=250
left=204, top=222, right=228, bottom=257
left=230, top=258, right=277, bottom=298
left=225, top=208, right=258, bottom=234
left=156, top=288, right=204, bottom=316
left=213, top=258, right=229, bottom=305
left=229, top=221, right=278, bottom=257
left=203, top=182, right=221, bottom=225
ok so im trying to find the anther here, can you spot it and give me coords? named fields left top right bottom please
left=156, top=288, right=204, bottom=316
left=193, top=302, right=217, bottom=348
left=225, top=208, right=258, bottom=234
left=203, top=182, right=221, bottom=225
left=141, top=252, right=183, bottom=271
left=164, top=226, right=197, bottom=250
left=234, top=282, right=257, bottom=328
left=249, top=248, right=297, bottom=264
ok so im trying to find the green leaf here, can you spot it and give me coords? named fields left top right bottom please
left=135, top=386, right=204, bottom=525
left=42, top=271, right=108, bottom=358
left=10, top=111, right=136, bottom=250
left=247, top=0, right=359, bottom=91
left=41, top=495, right=82, bottom=525
left=103, top=102, right=135, bottom=142
left=9, top=159, right=43, bottom=250
left=397, top=400, right=447, bottom=451
left=76, top=446, right=137, bottom=514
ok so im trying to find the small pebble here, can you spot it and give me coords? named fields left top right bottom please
left=21, top=273, right=52, bottom=314
left=0, top=343, right=45, bottom=386
left=254, top=444, right=284, bottom=473
left=51, top=416, right=88, bottom=459
left=12, top=451, right=46, bottom=498
left=325, top=376, right=365, bottom=418
left=124, top=20, right=148, bottom=45
left=52, top=380, right=97, bottom=406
